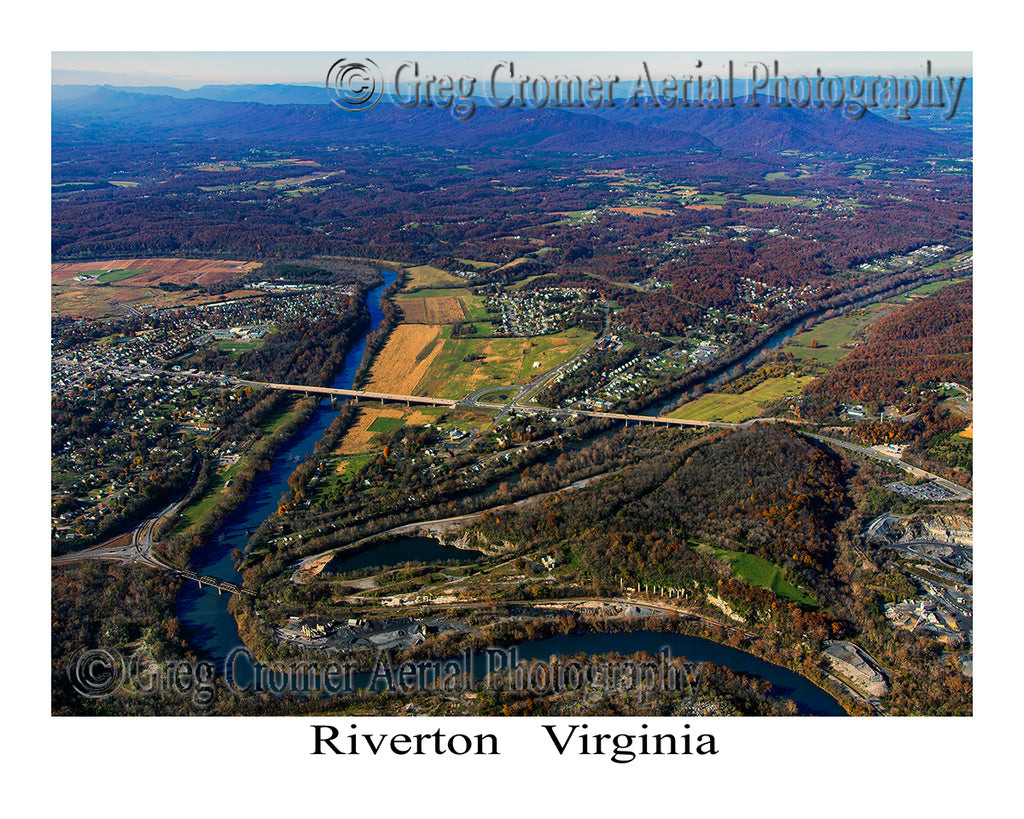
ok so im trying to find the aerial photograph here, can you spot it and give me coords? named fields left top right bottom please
left=51, top=50, right=974, bottom=721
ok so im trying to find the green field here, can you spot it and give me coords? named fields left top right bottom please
left=474, top=388, right=518, bottom=403
left=213, top=340, right=262, bottom=357
left=686, top=192, right=727, bottom=205
left=698, top=544, right=817, bottom=605
left=742, top=194, right=817, bottom=207
left=455, top=258, right=498, bottom=269
left=398, top=287, right=473, bottom=300
left=779, top=303, right=891, bottom=366
left=89, top=268, right=148, bottom=283
left=763, top=169, right=813, bottom=181
left=507, top=274, right=554, bottom=291
left=671, top=373, right=812, bottom=423
left=171, top=399, right=305, bottom=535
left=367, top=415, right=406, bottom=434
left=323, top=453, right=373, bottom=489
left=895, top=276, right=968, bottom=299
left=404, top=265, right=465, bottom=289
left=414, top=327, right=594, bottom=399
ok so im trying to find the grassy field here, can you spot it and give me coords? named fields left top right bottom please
left=779, top=303, right=892, bottom=366
left=397, top=286, right=490, bottom=324
left=92, top=268, right=148, bottom=283
left=367, top=415, right=406, bottom=434
left=213, top=339, right=263, bottom=357
left=742, top=194, right=818, bottom=207
left=893, top=276, right=968, bottom=300
left=683, top=192, right=727, bottom=207
left=399, top=287, right=473, bottom=300
left=363, top=324, right=444, bottom=395
left=414, top=327, right=594, bottom=399
left=404, top=265, right=465, bottom=289
left=455, top=258, right=498, bottom=269
left=763, top=170, right=813, bottom=181
left=671, top=373, right=813, bottom=423
left=698, top=544, right=817, bottom=605
left=507, top=273, right=555, bottom=291
left=171, top=399, right=305, bottom=535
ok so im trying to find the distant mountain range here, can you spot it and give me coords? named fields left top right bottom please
left=51, top=83, right=971, bottom=157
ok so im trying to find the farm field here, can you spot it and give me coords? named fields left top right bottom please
left=413, top=327, right=594, bottom=400
left=51, top=257, right=261, bottom=287
left=779, top=303, right=893, bottom=366
left=333, top=406, right=411, bottom=456
left=362, top=324, right=444, bottom=396
left=697, top=544, right=817, bottom=606
left=330, top=404, right=478, bottom=460
left=52, top=283, right=261, bottom=319
left=742, top=193, right=818, bottom=206
left=399, top=297, right=467, bottom=324
left=51, top=257, right=264, bottom=318
left=404, top=264, right=465, bottom=290
left=608, top=206, right=675, bottom=216
left=670, top=373, right=813, bottom=423
left=892, top=276, right=968, bottom=301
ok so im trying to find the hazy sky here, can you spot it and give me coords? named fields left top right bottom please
left=52, top=51, right=972, bottom=89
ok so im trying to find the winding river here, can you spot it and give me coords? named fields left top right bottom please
left=176, top=271, right=400, bottom=661
left=176, top=269, right=849, bottom=714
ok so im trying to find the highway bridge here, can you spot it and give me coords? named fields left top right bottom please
left=233, top=378, right=737, bottom=428
left=234, top=379, right=458, bottom=408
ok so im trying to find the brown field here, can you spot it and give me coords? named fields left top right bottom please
left=959, top=422, right=973, bottom=439
left=334, top=407, right=408, bottom=455
left=400, top=297, right=466, bottom=324
left=333, top=406, right=443, bottom=460
left=404, top=265, right=465, bottom=289
left=684, top=204, right=722, bottom=211
left=51, top=257, right=262, bottom=287
left=608, top=206, right=675, bottom=216
left=363, top=324, right=444, bottom=395
left=52, top=283, right=264, bottom=319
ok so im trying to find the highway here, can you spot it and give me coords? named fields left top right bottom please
left=230, top=378, right=738, bottom=428
left=233, top=379, right=458, bottom=408
left=52, top=495, right=257, bottom=597
left=806, top=433, right=973, bottom=499
left=52, top=497, right=181, bottom=571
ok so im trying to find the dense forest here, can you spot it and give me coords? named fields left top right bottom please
left=803, top=281, right=972, bottom=413
left=51, top=135, right=971, bottom=337
left=469, top=425, right=847, bottom=593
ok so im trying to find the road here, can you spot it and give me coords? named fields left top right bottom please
left=51, top=496, right=184, bottom=571
left=806, top=433, right=972, bottom=499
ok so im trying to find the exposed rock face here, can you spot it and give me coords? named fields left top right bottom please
left=866, top=512, right=972, bottom=547
left=823, top=641, right=889, bottom=697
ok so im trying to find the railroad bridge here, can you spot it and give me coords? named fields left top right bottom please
left=178, top=569, right=257, bottom=598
